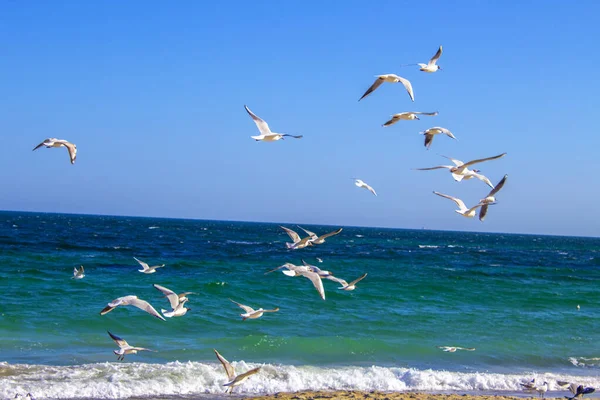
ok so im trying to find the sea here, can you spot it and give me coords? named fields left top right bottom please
left=1, top=211, right=599, bottom=399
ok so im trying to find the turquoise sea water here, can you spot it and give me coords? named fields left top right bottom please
left=1, top=211, right=599, bottom=399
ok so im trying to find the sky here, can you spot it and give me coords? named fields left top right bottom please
left=1, top=1, right=599, bottom=237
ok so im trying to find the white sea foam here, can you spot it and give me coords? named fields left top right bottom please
left=148, top=226, right=159, bottom=230
left=2, top=362, right=600, bottom=399
left=569, top=357, right=600, bottom=367
left=418, top=245, right=439, bottom=249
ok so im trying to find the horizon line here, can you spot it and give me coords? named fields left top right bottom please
left=0, top=209, right=597, bottom=240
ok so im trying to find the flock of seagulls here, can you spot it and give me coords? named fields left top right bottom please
left=24, top=44, right=570, bottom=398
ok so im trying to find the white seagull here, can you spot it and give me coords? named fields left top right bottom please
left=153, top=284, right=191, bottom=317
left=107, top=331, right=155, bottom=361
left=520, top=378, right=537, bottom=391
left=100, top=295, right=166, bottom=321
left=265, top=263, right=325, bottom=300
left=354, top=179, right=377, bottom=196
left=382, top=111, right=438, bottom=127
left=420, top=126, right=457, bottom=149
left=433, top=191, right=486, bottom=218
left=437, top=346, right=476, bottom=352
left=229, top=299, right=279, bottom=320
left=359, top=74, right=414, bottom=102
left=214, top=349, right=261, bottom=394
left=536, top=381, right=549, bottom=398
left=133, top=257, right=165, bottom=274
left=244, top=105, right=302, bottom=141
left=298, top=226, right=343, bottom=245
left=280, top=226, right=313, bottom=249
left=415, top=153, right=507, bottom=188
left=301, top=259, right=334, bottom=277
left=329, top=273, right=367, bottom=291
left=418, top=45, right=443, bottom=72
left=71, top=265, right=85, bottom=280
left=32, top=138, right=77, bottom=164
left=479, top=174, right=508, bottom=221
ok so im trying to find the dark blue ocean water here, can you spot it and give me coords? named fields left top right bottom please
left=0, top=211, right=599, bottom=398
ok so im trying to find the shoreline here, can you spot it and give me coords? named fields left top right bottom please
left=245, top=392, right=571, bottom=400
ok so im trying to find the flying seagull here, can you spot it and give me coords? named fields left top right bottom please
left=133, top=257, right=165, bottom=274
left=280, top=225, right=313, bottom=249
left=244, top=105, right=302, bottom=141
left=71, top=265, right=85, bottom=280
left=420, top=127, right=457, bottom=149
left=436, top=346, right=476, bottom=352
left=214, top=349, right=261, bottom=394
left=433, top=191, right=487, bottom=218
left=558, top=382, right=596, bottom=400
left=354, top=179, right=377, bottom=196
left=100, top=295, right=166, bottom=321
left=266, top=263, right=326, bottom=300
left=418, top=45, right=443, bottom=72
left=107, top=331, right=155, bottom=361
left=382, top=111, right=438, bottom=127
left=415, top=153, right=507, bottom=188
left=153, top=284, right=191, bottom=317
left=298, top=226, right=343, bottom=245
left=328, top=273, right=368, bottom=291
left=479, top=174, right=508, bottom=221
left=301, top=259, right=334, bottom=277
left=359, top=74, right=414, bottom=102
left=229, top=299, right=279, bottom=320
left=32, top=138, right=77, bottom=164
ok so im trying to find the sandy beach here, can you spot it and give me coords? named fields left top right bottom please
left=247, top=392, right=538, bottom=400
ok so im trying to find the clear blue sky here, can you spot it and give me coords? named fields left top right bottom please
left=1, top=1, right=599, bottom=237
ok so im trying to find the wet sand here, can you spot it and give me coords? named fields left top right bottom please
left=246, top=392, right=546, bottom=400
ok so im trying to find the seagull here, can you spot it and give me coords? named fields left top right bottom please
left=266, top=263, right=325, bottom=300
left=420, top=127, right=457, bottom=149
left=414, top=153, right=507, bottom=188
left=521, top=378, right=537, bottom=391
left=107, top=331, right=155, bottom=361
left=328, top=273, right=367, bottom=291
left=433, top=191, right=488, bottom=218
left=153, top=284, right=191, bottom=317
left=32, top=138, right=77, bottom=164
left=100, top=295, right=166, bottom=321
left=229, top=299, right=279, bottom=320
left=354, top=179, right=377, bottom=196
left=479, top=174, right=508, bottom=221
left=298, top=226, right=343, bottom=245
left=359, top=74, right=414, bottom=102
left=265, top=262, right=311, bottom=277
left=301, top=259, right=334, bottom=277
left=133, top=257, right=165, bottom=274
left=279, top=226, right=314, bottom=249
left=316, top=257, right=323, bottom=263
left=214, top=349, right=261, bottom=394
left=418, top=45, right=443, bottom=72
left=537, top=381, right=549, bottom=398
left=71, top=265, right=85, bottom=280
left=382, top=111, right=438, bottom=127
left=436, top=346, right=476, bottom=352
left=244, top=105, right=302, bottom=141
